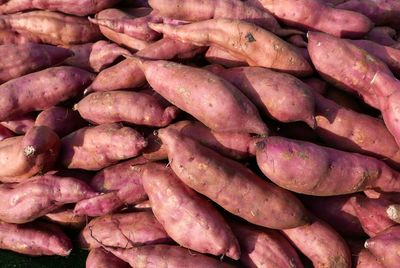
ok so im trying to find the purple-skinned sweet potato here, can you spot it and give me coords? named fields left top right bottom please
left=0, top=43, right=72, bottom=84
left=76, top=91, right=179, bottom=127
left=256, top=136, right=400, bottom=196
left=1, top=113, right=36, bottom=134
left=61, top=123, right=147, bottom=170
left=0, top=221, right=72, bottom=256
left=365, top=27, right=398, bottom=46
left=0, top=126, right=60, bottom=183
left=78, top=211, right=171, bottom=249
left=73, top=192, right=123, bottom=217
left=43, top=207, right=86, bottom=229
left=323, top=88, right=368, bottom=113
left=158, top=128, right=308, bottom=229
left=0, top=66, right=94, bottom=121
left=0, top=174, right=96, bottom=223
left=357, top=248, right=385, bottom=268
left=86, top=248, right=130, bottom=268
left=143, top=163, right=240, bottom=260
left=0, top=124, right=13, bottom=141
left=303, top=77, right=328, bottom=95
left=0, top=29, right=41, bottom=44
left=0, top=11, right=102, bottom=45
left=282, top=217, right=351, bottom=268
left=149, top=19, right=313, bottom=76
left=205, top=46, right=247, bottom=67
left=206, top=65, right=316, bottom=127
left=127, top=57, right=268, bottom=134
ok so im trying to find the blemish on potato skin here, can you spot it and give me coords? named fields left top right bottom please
left=245, top=32, right=256, bottom=43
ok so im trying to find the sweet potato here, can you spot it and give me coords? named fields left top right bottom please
left=230, top=221, right=304, bottom=268
left=43, top=207, right=86, bottom=229
left=365, top=27, right=398, bottom=46
left=61, top=123, right=147, bottom=170
left=143, top=163, right=240, bottom=259
left=303, top=78, right=328, bottom=95
left=256, top=136, right=400, bottom=196
left=158, top=128, right=308, bottom=229
left=206, top=65, right=316, bottom=127
left=0, top=174, right=96, bottom=223
left=109, top=245, right=234, bottom=268
left=0, top=126, right=60, bottom=183
left=323, top=88, right=368, bottom=113
left=73, top=192, right=124, bottom=217
left=78, top=211, right=171, bottom=249
left=0, top=66, right=94, bottom=121
left=0, top=221, right=72, bottom=256
left=0, top=29, right=41, bottom=44
left=205, top=46, right=247, bottom=67
left=129, top=57, right=268, bottom=134
left=76, top=91, right=179, bottom=127
left=0, top=43, right=72, bottom=84
left=365, top=225, right=400, bottom=268
left=250, top=0, right=372, bottom=38
left=0, top=124, right=13, bottom=141
left=357, top=248, right=385, bottom=268
left=282, top=217, right=351, bottom=268
left=64, top=41, right=130, bottom=72
left=0, top=11, right=102, bottom=45
left=1, top=113, right=36, bottom=134
left=86, top=248, right=130, bottom=268
left=149, top=19, right=313, bottom=76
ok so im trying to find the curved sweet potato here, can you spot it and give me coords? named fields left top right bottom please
left=1, top=113, right=36, bottom=134
left=43, top=207, right=86, bottom=229
left=86, top=248, right=130, bottom=268
left=365, top=27, right=398, bottom=46
left=205, top=46, right=247, bottom=67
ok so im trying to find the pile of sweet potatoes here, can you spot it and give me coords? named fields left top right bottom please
left=2, top=0, right=400, bottom=267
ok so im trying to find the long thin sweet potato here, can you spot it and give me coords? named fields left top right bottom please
left=86, top=248, right=130, bottom=268
left=73, top=192, right=123, bottom=217
left=43, top=207, right=86, bottom=229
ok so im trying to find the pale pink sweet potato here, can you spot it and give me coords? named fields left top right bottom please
left=365, top=27, right=398, bottom=46
left=86, top=248, right=130, bottom=268
left=61, top=123, right=147, bottom=170
left=230, top=221, right=304, bottom=268
left=78, top=211, right=171, bottom=249
left=158, top=128, right=308, bottom=229
left=282, top=217, right=351, bottom=268
left=149, top=19, right=313, bottom=76
left=76, top=91, right=179, bottom=127
left=143, top=163, right=240, bottom=260
left=250, top=0, right=372, bottom=38
left=0, top=221, right=72, bottom=256
left=205, top=46, right=247, bottom=67
left=0, top=66, right=94, bottom=121
left=365, top=225, right=400, bottom=268
left=206, top=65, right=316, bottom=127
left=43, top=207, right=86, bottom=229
left=109, top=245, right=234, bottom=268
left=0, top=126, right=60, bottom=183
left=0, top=11, right=102, bottom=45
left=256, top=136, right=400, bottom=196
left=129, top=57, right=268, bottom=134
left=0, top=43, right=72, bottom=84
left=0, top=174, right=96, bottom=223
left=0, top=29, right=41, bottom=44
left=73, top=192, right=124, bottom=217
left=1, top=113, right=36, bottom=134
left=0, top=124, right=13, bottom=141
left=357, top=248, right=385, bottom=268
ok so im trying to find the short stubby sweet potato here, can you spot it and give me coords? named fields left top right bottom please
left=282, top=217, right=351, bottom=268
left=0, top=124, right=13, bottom=141
left=78, top=211, right=171, bottom=249
left=0, top=11, right=102, bottom=45
left=130, top=57, right=268, bottom=134
left=86, top=248, right=130, bottom=268
left=149, top=19, right=313, bottom=76
left=143, top=163, right=240, bottom=260
left=1, top=113, right=36, bottom=134
left=158, top=128, right=308, bottom=229
left=76, top=91, right=179, bottom=127
left=0, top=221, right=72, bottom=256
left=256, top=136, right=400, bottom=196
left=0, top=43, right=73, bottom=84
left=206, top=65, right=316, bottom=127
left=61, top=123, right=147, bottom=170
left=43, top=207, right=86, bottom=229
left=365, top=26, right=398, bottom=46
left=205, top=46, right=247, bottom=67
left=0, top=66, right=94, bottom=121
left=0, top=174, right=96, bottom=223
left=0, top=126, right=60, bottom=183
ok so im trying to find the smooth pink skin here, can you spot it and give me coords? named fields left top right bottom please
left=0, top=66, right=94, bottom=121
left=143, top=163, right=240, bottom=260
left=76, top=91, right=179, bottom=127
left=86, top=248, right=130, bottom=268
left=134, top=59, right=268, bottom=134
left=365, top=27, right=398, bottom=46
left=149, top=19, right=313, bottom=77
left=303, top=78, right=327, bottom=95
left=61, top=123, right=147, bottom=171
left=366, top=225, right=400, bottom=268
left=0, top=43, right=73, bottom=84
left=230, top=222, right=304, bottom=268
left=73, top=192, right=123, bottom=217
left=302, top=195, right=365, bottom=237
left=0, top=174, right=96, bottom=224
left=282, top=217, right=351, bottom=268
left=206, top=65, right=316, bottom=127
left=158, top=128, right=308, bottom=229
left=78, top=211, right=171, bottom=249
left=1, top=113, right=35, bottom=134
left=0, top=124, right=13, bottom=141
left=0, top=11, right=102, bottom=45
left=205, top=46, right=247, bottom=67
left=357, top=249, right=385, bottom=268
left=43, top=207, right=86, bottom=229
left=0, top=126, right=60, bottom=183
left=0, top=221, right=72, bottom=256
left=109, top=245, right=234, bottom=268
left=250, top=0, right=372, bottom=38
left=0, top=0, right=119, bottom=16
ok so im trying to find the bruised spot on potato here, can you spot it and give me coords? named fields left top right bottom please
left=297, top=152, right=309, bottom=159
left=245, top=32, right=256, bottom=43
left=24, top=146, right=36, bottom=157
